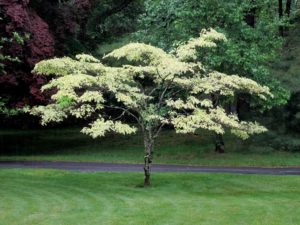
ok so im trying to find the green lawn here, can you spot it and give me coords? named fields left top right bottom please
left=0, top=169, right=300, bottom=225
left=1, top=128, right=300, bottom=167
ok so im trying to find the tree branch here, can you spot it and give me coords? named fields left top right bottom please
left=104, top=105, right=141, bottom=126
left=153, top=123, right=165, bottom=139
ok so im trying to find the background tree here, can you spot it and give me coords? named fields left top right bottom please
left=135, top=0, right=289, bottom=107
left=85, top=0, right=144, bottom=56
left=31, top=29, right=271, bottom=186
left=134, top=0, right=292, bottom=152
left=278, top=0, right=294, bottom=36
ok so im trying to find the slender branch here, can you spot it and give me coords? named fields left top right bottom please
left=148, top=87, right=159, bottom=96
left=158, top=86, right=169, bottom=108
left=92, top=0, right=134, bottom=23
left=153, top=123, right=165, bottom=139
left=157, top=75, right=177, bottom=110
left=112, top=110, right=126, bottom=121
left=155, top=68, right=165, bottom=81
left=168, top=88, right=182, bottom=98
left=147, top=69, right=165, bottom=97
left=104, top=105, right=142, bottom=126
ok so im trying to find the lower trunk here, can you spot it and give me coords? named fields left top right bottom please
left=144, top=138, right=154, bottom=187
left=144, top=153, right=152, bottom=187
left=215, top=133, right=225, bottom=154
left=211, top=94, right=225, bottom=154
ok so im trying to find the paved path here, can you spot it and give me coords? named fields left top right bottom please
left=1, top=161, right=300, bottom=175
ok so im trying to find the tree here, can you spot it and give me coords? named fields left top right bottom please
left=135, top=0, right=290, bottom=152
left=31, top=29, right=271, bottom=186
left=85, top=0, right=143, bottom=55
left=286, top=0, right=292, bottom=17
left=279, top=0, right=294, bottom=36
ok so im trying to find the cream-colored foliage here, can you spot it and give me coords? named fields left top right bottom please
left=41, top=74, right=99, bottom=106
left=104, top=43, right=193, bottom=83
left=176, top=28, right=227, bottom=61
left=172, top=109, right=224, bottom=134
left=193, top=72, right=273, bottom=98
left=174, top=72, right=272, bottom=98
left=33, top=56, right=105, bottom=77
left=114, top=121, right=137, bottom=135
left=75, top=54, right=100, bottom=63
left=51, top=89, right=77, bottom=102
left=166, top=96, right=213, bottom=110
left=81, top=118, right=114, bottom=138
left=78, top=91, right=104, bottom=104
left=115, top=92, right=139, bottom=108
left=104, top=43, right=174, bottom=67
left=81, top=118, right=137, bottom=138
left=70, top=104, right=95, bottom=118
left=33, top=57, right=77, bottom=76
left=172, top=107, right=266, bottom=139
left=31, top=105, right=67, bottom=126
left=32, top=28, right=270, bottom=140
left=199, top=99, right=213, bottom=108
left=231, top=122, right=267, bottom=139
left=42, top=74, right=97, bottom=92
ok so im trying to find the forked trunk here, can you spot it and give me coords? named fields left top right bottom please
left=144, top=137, right=154, bottom=187
left=215, top=133, right=225, bottom=154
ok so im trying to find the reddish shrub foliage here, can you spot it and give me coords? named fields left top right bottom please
left=0, top=0, right=91, bottom=107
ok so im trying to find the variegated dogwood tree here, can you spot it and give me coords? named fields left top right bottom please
left=31, top=29, right=271, bottom=186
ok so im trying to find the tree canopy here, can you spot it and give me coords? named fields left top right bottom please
left=31, top=29, right=271, bottom=185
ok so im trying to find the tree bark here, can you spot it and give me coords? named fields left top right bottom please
left=215, top=134, right=225, bottom=154
left=279, top=0, right=284, bottom=36
left=211, top=94, right=226, bottom=153
left=143, top=135, right=154, bottom=187
left=286, top=0, right=292, bottom=17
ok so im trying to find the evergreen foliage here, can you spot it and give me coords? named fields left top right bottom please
left=86, top=0, right=143, bottom=49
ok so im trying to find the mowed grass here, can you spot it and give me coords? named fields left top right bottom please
left=0, top=169, right=300, bottom=225
left=1, top=128, right=300, bottom=166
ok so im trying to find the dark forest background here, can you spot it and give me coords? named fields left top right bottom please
left=1, top=0, right=300, bottom=152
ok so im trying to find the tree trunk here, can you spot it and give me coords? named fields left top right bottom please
left=215, top=134, right=225, bottom=154
left=211, top=94, right=225, bottom=153
left=143, top=136, right=154, bottom=187
left=286, top=0, right=292, bottom=17
left=283, top=0, right=292, bottom=34
left=244, top=0, right=256, bottom=27
left=279, top=0, right=284, bottom=36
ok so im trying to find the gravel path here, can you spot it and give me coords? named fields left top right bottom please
left=1, top=161, right=300, bottom=175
